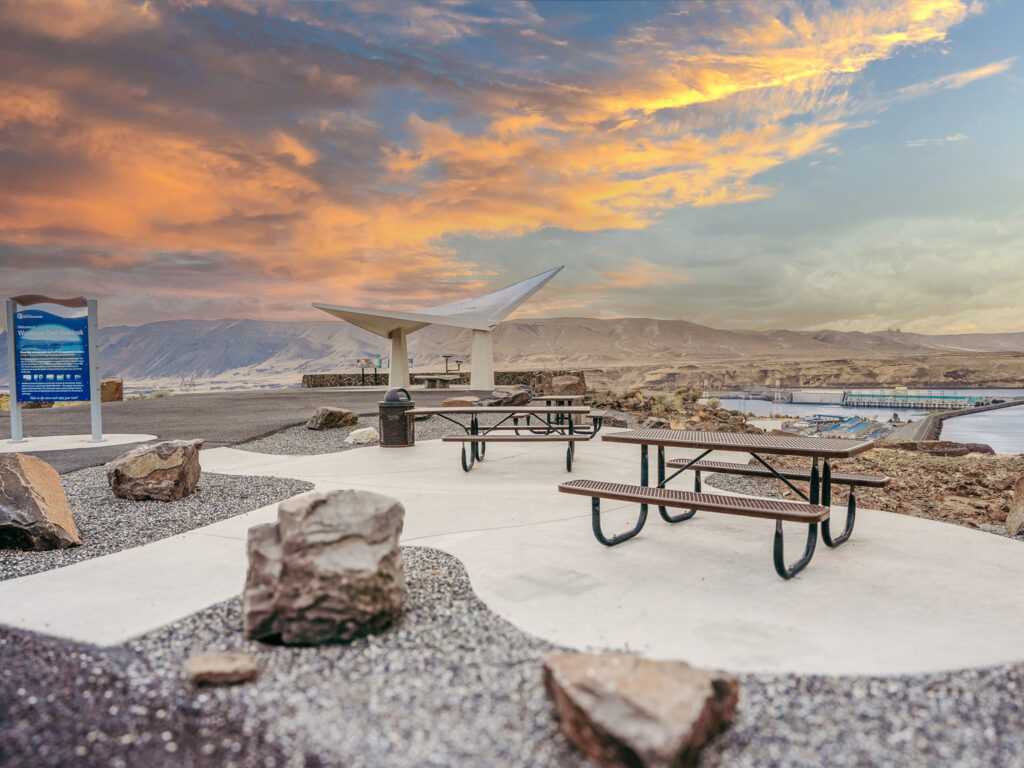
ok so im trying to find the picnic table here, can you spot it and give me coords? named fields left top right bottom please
left=531, top=395, right=586, bottom=424
left=407, top=405, right=599, bottom=472
left=559, top=429, right=880, bottom=579
left=412, top=374, right=460, bottom=389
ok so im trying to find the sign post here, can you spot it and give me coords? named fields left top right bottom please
left=5, top=295, right=103, bottom=444
left=5, top=299, right=23, bottom=443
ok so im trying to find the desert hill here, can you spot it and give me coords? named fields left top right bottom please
left=2, top=317, right=1023, bottom=391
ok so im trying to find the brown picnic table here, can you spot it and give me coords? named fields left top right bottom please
left=407, top=406, right=600, bottom=472
left=559, top=429, right=878, bottom=579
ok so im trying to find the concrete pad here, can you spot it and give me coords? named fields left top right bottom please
left=1, top=433, right=157, bottom=453
left=2, top=434, right=1024, bottom=676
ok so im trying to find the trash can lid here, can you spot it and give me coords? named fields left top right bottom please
left=382, top=387, right=412, bottom=403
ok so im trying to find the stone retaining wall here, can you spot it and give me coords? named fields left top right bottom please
left=301, top=370, right=587, bottom=393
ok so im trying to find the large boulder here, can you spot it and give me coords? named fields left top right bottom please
left=551, top=375, right=585, bottom=396
left=100, top=378, right=123, bottom=402
left=306, top=407, right=358, bottom=430
left=105, top=439, right=203, bottom=501
left=0, top=454, right=80, bottom=550
left=543, top=652, right=738, bottom=768
left=442, top=396, right=480, bottom=407
left=243, top=489, right=407, bottom=645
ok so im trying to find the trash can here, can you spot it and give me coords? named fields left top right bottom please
left=379, top=388, right=415, bottom=447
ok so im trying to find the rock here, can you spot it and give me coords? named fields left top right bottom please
left=305, top=406, right=359, bottom=430
left=640, top=416, right=671, bottom=430
left=243, top=489, right=406, bottom=645
left=185, top=652, right=258, bottom=686
left=1005, top=478, right=1024, bottom=536
left=551, top=375, right=585, bottom=396
left=543, top=651, right=738, bottom=768
left=484, top=387, right=533, bottom=407
left=105, top=439, right=203, bottom=501
left=888, top=440, right=995, bottom=457
left=0, top=454, right=80, bottom=550
left=23, top=401, right=54, bottom=409
left=442, top=396, right=480, bottom=407
left=100, top=378, right=123, bottom=402
left=602, top=414, right=629, bottom=428
left=345, top=427, right=379, bottom=446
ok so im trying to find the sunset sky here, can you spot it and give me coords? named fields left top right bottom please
left=1, top=0, right=1021, bottom=332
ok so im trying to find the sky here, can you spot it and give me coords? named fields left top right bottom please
left=1, top=0, right=1022, bottom=333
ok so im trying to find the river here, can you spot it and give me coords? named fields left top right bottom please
left=716, top=388, right=1024, bottom=454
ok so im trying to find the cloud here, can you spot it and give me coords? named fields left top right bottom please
left=0, top=0, right=160, bottom=40
left=0, top=0, right=999, bottom=325
left=906, top=132, right=968, bottom=147
left=893, top=56, right=1016, bottom=102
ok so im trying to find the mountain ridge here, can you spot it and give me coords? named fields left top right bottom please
left=2, top=317, right=1023, bottom=389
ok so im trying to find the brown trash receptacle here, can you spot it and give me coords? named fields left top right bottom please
left=379, top=388, right=415, bottom=447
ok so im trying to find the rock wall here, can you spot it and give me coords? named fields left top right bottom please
left=302, top=370, right=587, bottom=392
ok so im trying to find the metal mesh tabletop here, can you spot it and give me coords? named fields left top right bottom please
left=602, top=429, right=874, bottom=458
left=407, top=406, right=591, bottom=415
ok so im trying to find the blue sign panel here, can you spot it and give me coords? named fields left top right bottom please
left=13, top=302, right=90, bottom=402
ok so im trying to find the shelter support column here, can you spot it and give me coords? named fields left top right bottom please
left=389, top=329, right=410, bottom=388
left=470, top=329, right=494, bottom=391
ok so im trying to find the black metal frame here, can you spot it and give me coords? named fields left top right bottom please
left=773, top=520, right=818, bottom=579
left=590, top=442, right=824, bottom=578
left=441, top=410, right=602, bottom=472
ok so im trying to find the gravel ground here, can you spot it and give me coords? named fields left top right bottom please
left=235, top=411, right=635, bottom=456
left=1, top=469, right=312, bottom=581
left=2, top=546, right=1023, bottom=767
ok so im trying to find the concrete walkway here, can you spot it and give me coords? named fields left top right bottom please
left=1, top=433, right=156, bottom=453
left=1, top=433, right=1023, bottom=676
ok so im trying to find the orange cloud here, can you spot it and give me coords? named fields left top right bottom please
left=0, top=0, right=987, bottom=319
left=600, top=260, right=693, bottom=289
left=0, top=0, right=160, bottom=40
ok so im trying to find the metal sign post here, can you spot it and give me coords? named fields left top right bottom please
left=87, top=299, right=103, bottom=442
left=5, top=299, right=23, bottom=443
left=6, top=295, right=103, bottom=444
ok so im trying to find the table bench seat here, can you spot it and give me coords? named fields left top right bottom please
left=558, top=479, right=827, bottom=579
left=559, top=479, right=829, bottom=522
left=665, top=459, right=889, bottom=487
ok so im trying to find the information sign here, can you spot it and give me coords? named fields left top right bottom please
left=13, top=301, right=90, bottom=402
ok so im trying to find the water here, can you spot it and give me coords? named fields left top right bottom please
left=941, top=406, right=1024, bottom=454
left=717, top=398, right=929, bottom=423
left=716, top=388, right=1024, bottom=454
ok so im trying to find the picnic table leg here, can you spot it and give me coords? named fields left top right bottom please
left=821, top=459, right=856, bottom=547
left=809, top=457, right=820, bottom=505
left=472, top=415, right=485, bottom=462
left=773, top=520, right=818, bottom=579
left=656, top=445, right=696, bottom=523
left=591, top=495, right=647, bottom=546
left=566, top=420, right=575, bottom=471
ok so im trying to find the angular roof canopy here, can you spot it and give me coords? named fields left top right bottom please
left=312, top=266, right=563, bottom=338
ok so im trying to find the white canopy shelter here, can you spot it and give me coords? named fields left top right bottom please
left=313, top=266, right=563, bottom=389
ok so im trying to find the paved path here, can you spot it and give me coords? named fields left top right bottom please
left=0, top=433, right=156, bottom=454
left=0, top=388, right=473, bottom=472
left=1, top=432, right=1022, bottom=676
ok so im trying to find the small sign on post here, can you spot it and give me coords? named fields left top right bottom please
left=5, top=295, right=103, bottom=443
